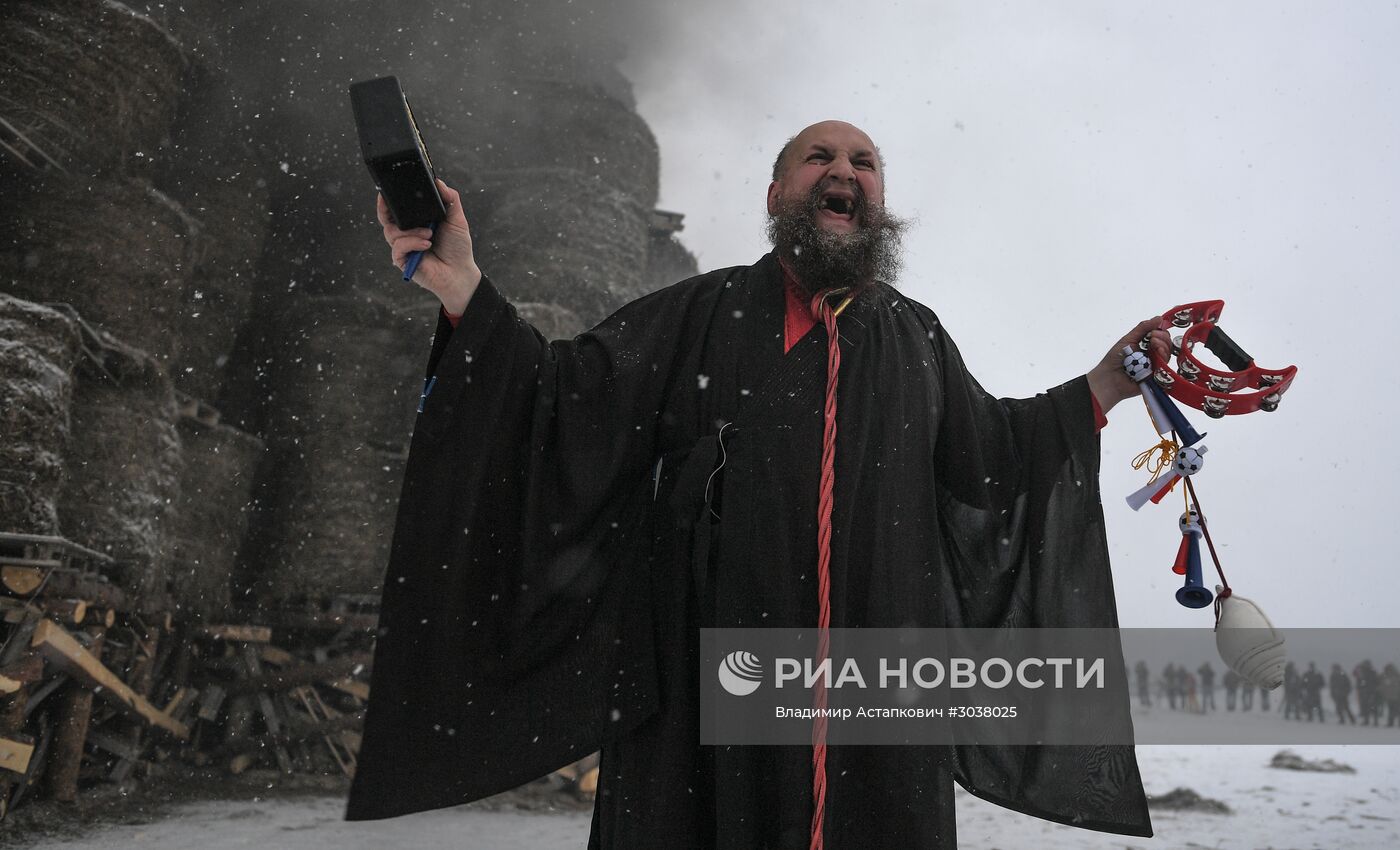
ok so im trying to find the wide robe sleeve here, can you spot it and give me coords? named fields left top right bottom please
left=921, top=309, right=1153, bottom=838
left=346, top=276, right=710, bottom=821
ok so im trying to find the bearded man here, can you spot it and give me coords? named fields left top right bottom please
left=346, top=120, right=1162, bottom=848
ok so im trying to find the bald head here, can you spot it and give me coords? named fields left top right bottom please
left=771, top=120, right=885, bottom=181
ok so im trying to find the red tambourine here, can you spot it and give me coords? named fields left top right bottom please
left=1147, top=300, right=1298, bottom=418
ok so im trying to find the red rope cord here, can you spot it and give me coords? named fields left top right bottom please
left=808, top=292, right=841, bottom=850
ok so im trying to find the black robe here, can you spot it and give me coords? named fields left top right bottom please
left=345, top=251, right=1152, bottom=847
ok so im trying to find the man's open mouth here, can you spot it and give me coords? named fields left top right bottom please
left=819, top=194, right=857, bottom=220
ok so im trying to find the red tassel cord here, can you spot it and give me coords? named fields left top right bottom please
left=808, top=290, right=848, bottom=850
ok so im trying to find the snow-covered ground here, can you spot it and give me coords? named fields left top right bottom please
left=958, top=745, right=1400, bottom=850
left=13, top=745, right=1399, bottom=849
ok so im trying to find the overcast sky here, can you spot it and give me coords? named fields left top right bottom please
left=622, top=1, right=1400, bottom=628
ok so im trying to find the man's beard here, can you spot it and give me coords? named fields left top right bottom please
left=765, top=182, right=908, bottom=297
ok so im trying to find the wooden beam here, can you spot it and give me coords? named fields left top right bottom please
left=29, top=620, right=189, bottom=740
left=325, top=677, right=370, bottom=701
left=0, top=653, right=43, bottom=695
left=239, top=645, right=293, bottom=773
left=198, top=625, right=272, bottom=643
left=257, top=646, right=370, bottom=700
left=2, top=602, right=41, bottom=626
left=46, top=598, right=88, bottom=626
left=0, top=531, right=112, bottom=566
left=85, top=728, right=143, bottom=762
left=226, top=654, right=369, bottom=696
left=163, top=687, right=195, bottom=718
left=258, top=645, right=297, bottom=666
left=0, top=685, right=29, bottom=806
left=271, top=610, right=378, bottom=631
left=0, top=735, right=34, bottom=776
left=36, top=570, right=127, bottom=611
left=45, top=623, right=105, bottom=801
left=197, top=684, right=227, bottom=722
left=211, top=712, right=364, bottom=761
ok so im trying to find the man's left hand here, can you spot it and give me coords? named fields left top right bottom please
left=1087, top=318, right=1173, bottom=415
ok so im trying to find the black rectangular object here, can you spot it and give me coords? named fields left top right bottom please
left=349, top=76, right=445, bottom=229
left=1204, top=325, right=1254, bottom=372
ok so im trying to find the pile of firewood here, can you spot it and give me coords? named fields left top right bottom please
left=0, top=531, right=374, bottom=818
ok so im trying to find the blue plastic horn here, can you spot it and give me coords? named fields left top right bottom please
left=1175, top=532, right=1214, bottom=609
left=1145, top=380, right=1206, bottom=447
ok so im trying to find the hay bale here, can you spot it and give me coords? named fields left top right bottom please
left=646, top=232, right=700, bottom=293
left=0, top=295, right=82, bottom=534
left=0, top=172, right=200, bottom=366
left=160, top=154, right=273, bottom=402
left=250, top=440, right=405, bottom=603
left=250, top=160, right=424, bottom=301
left=57, top=330, right=181, bottom=602
left=470, top=78, right=660, bottom=209
left=476, top=168, right=651, bottom=325
left=515, top=302, right=584, bottom=341
left=260, top=293, right=438, bottom=450
left=167, top=418, right=264, bottom=619
left=253, top=133, right=480, bottom=302
left=0, top=0, right=187, bottom=174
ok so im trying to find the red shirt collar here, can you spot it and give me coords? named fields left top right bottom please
left=779, top=259, right=818, bottom=353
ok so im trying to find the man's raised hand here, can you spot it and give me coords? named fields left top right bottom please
left=377, top=179, right=482, bottom=315
left=1086, top=318, right=1173, bottom=415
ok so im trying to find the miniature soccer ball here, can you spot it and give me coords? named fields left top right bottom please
left=1173, top=445, right=1208, bottom=476
left=1122, top=350, right=1152, bottom=382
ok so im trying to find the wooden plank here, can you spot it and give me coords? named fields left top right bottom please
left=44, top=624, right=105, bottom=801
left=163, top=687, right=196, bottom=719
left=0, top=653, right=43, bottom=695
left=306, top=691, right=360, bottom=755
left=259, top=646, right=369, bottom=701
left=217, top=712, right=362, bottom=751
left=0, top=532, right=112, bottom=566
left=578, top=767, right=599, bottom=797
left=293, top=686, right=352, bottom=777
left=0, top=688, right=28, bottom=804
left=240, top=645, right=292, bottom=773
left=228, top=752, right=255, bottom=774
left=2, top=603, right=41, bottom=626
left=197, top=684, right=227, bottom=722
left=272, top=610, right=378, bottom=631
left=226, top=655, right=369, bottom=695
left=198, top=625, right=272, bottom=643
left=1, top=559, right=62, bottom=572
left=325, top=677, right=369, bottom=701
left=0, top=733, right=33, bottom=778
left=28, top=620, right=189, bottom=740
left=258, top=645, right=295, bottom=666
left=85, top=729, right=142, bottom=762
left=3, top=717, right=50, bottom=816
left=38, top=570, right=127, bottom=611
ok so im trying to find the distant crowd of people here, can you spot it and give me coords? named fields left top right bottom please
left=1132, top=660, right=1400, bottom=724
